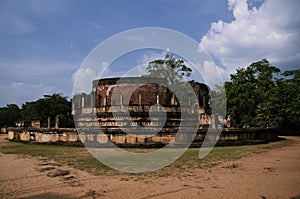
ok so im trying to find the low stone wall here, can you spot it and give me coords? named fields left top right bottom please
left=7, top=127, right=278, bottom=147
left=0, top=127, right=7, bottom=134
left=7, top=127, right=80, bottom=146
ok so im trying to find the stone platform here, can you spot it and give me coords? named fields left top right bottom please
left=7, top=127, right=278, bottom=147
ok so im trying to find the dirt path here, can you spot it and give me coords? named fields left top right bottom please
left=1, top=135, right=300, bottom=199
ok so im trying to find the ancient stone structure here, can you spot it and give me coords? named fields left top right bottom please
left=7, top=77, right=278, bottom=147
left=73, top=77, right=211, bottom=138
left=0, top=127, right=7, bottom=134
left=7, top=127, right=278, bottom=147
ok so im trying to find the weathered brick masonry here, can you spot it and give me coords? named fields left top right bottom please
left=8, top=77, right=278, bottom=147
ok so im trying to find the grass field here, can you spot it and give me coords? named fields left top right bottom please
left=0, top=138, right=292, bottom=177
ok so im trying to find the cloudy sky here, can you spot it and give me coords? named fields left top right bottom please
left=0, top=0, right=299, bottom=107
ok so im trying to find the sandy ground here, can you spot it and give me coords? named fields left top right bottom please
left=1, top=135, right=300, bottom=199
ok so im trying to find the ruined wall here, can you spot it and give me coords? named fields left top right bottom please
left=7, top=127, right=278, bottom=147
left=72, top=77, right=212, bottom=135
left=73, top=77, right=210, bottom=112
left=7, top=127, right=79, bottom=145
left=94, top=77, right=171, bottom=107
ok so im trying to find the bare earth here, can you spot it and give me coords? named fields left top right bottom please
left=1, top=135, right=300, bottom=199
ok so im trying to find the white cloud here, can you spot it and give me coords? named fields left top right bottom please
left=0, top=59, right=76, bottom=106
left=0, top=82, right=57, bottom=107
left=72, top=67, right=97, bottom=94
left=140, top=51, right=168, bottom=67
left=199, top=0, right=300, bottom=80
left=11, top=82, right=24, bottom=87
left=202, top=61, right=225, bottom=85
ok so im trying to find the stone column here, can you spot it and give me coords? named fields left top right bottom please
left=120, top=94, right=124, bottom=111
left=156, top=95, right=160, bottom=111
left=55, top=115, right=59, bottom=129
left=211, top=114, right=216, bottom=129
left=104, top=95, right=107, bottom=106
left=138, top=94, right=142, bottom=112
left=81, top=95, right=85, bottom=108
left=227, top=115, right=231, bottom=128
left=139, top=94, right=142, bottom=107
left=47, top=117, right=51, bottom=128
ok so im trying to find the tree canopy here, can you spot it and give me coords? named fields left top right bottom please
left=145, top=54, right=192, bottom=85
left=224, top=59, right=299, bottom=129
left=144, top=54, right=194, bottom=105
left=0, top=104, right=21, bottom=127
left=0, top=94, right=74, bottom=128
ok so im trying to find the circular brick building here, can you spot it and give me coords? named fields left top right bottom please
left=73, top=77, right=211, bottom=135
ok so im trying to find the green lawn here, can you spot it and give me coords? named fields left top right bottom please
left=0, top=138, right=292, bottom=177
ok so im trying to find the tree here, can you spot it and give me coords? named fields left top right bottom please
left=144, top=54, right=193, bottom=105
left=145, top=54, right=192, bottom=85
left=0, top=104, right=21, bottom=127
left=256, top=69, right=300, bottom=128
left=226, top=59, right=280, bottom=127
left=22, top=94, right=74, bottom=127
left=226, top=66, right=257, bottom=126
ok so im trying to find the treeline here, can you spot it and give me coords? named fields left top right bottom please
left=211, top=59, right=299, bottom=130
left=0, top=94, right=74, bottom=128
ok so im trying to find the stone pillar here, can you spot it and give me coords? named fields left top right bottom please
left=171, top=94, right=175, bottom=105
left=227, top=115, right=231, bottom=128
left=139, top=94, right=142, bottom=107
left=138, top=94, right=142, bottom=112
left=82, top=95, right=85, bottom=108
left=156, top=95, right=160, bottom=111
left=120, top=94, right=123, bottom=105
left=55, top=115, right=59, bottom=129
left=120, top=94, right=123, bottom=111
left=211, top=114, right=216, bottom=129
left=104, top=95, right=108, bottom=106
left=90, top=92, right=95, bottom=113
left=47, top=117, right=51, bottom=128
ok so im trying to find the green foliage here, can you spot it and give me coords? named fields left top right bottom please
left=145, top=54, right=192, bottom=85
left=20, top=93, right=74, bottom=127
left=225, top=59, right=281, bottom=126
left=256, top=69, right=300, bottom=128
left=0, top=104, right=21, bottom=127
left=225, top=58, right=299, bottom=129
left=144, top=54, right=194, bottom=105
left=22, top=94, right=70, bottom=120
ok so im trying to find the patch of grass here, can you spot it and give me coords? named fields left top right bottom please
left=0, top=138, right=293, bottom=177
left=0, top=141, right=114, bottom=175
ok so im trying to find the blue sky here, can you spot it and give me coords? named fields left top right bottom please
left=0, top=0, right=299, bottom=107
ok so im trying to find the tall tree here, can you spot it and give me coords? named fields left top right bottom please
left=256, top=69, right=300, bottom=128
left=22, top=94, right=74, bottom=127
left=0, top=104, right=21, bottom=127
left=144, top=54, right=193, bottom=105
left=145, top=54, right=192, bottom=85
left=226, top=59, right=280, bottom=127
